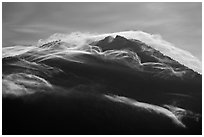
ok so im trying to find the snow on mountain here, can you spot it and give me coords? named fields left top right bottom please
left=37, top=31, right=201, bottom=74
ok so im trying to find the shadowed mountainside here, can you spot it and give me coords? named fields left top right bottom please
left=2, top=35, right=202, bottom=135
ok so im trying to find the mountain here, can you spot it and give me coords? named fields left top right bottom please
left=2, top=32, right=202, bottom=135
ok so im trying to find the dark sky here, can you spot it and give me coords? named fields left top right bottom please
left=2, top=2, right=202, bottom=61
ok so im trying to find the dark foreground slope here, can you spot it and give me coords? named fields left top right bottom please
left=2, top=36, right=202, bottom=135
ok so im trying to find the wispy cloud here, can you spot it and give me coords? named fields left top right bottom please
left=37, top=31, right=202, bottom=73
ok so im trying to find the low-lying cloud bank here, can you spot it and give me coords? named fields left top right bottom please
left=104, top=94, right=186, bottom=128
left=104, top=94, right=201, bottom=129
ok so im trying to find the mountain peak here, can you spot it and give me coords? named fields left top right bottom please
left=114, top=35, right=129, bottom=41
left=89, top=31, right=202, bottom=74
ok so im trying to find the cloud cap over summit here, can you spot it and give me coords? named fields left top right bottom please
left=35, top=31, right=201, bottom=74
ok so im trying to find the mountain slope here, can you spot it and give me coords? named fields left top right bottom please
left=2, top=32, right=202, bottom=135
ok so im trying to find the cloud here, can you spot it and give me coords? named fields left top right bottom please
left=3, top=45, right=35, bottom=58
left=2, top=73, right=53, bottom=97
left=104, top=94, right=186, bottom=128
